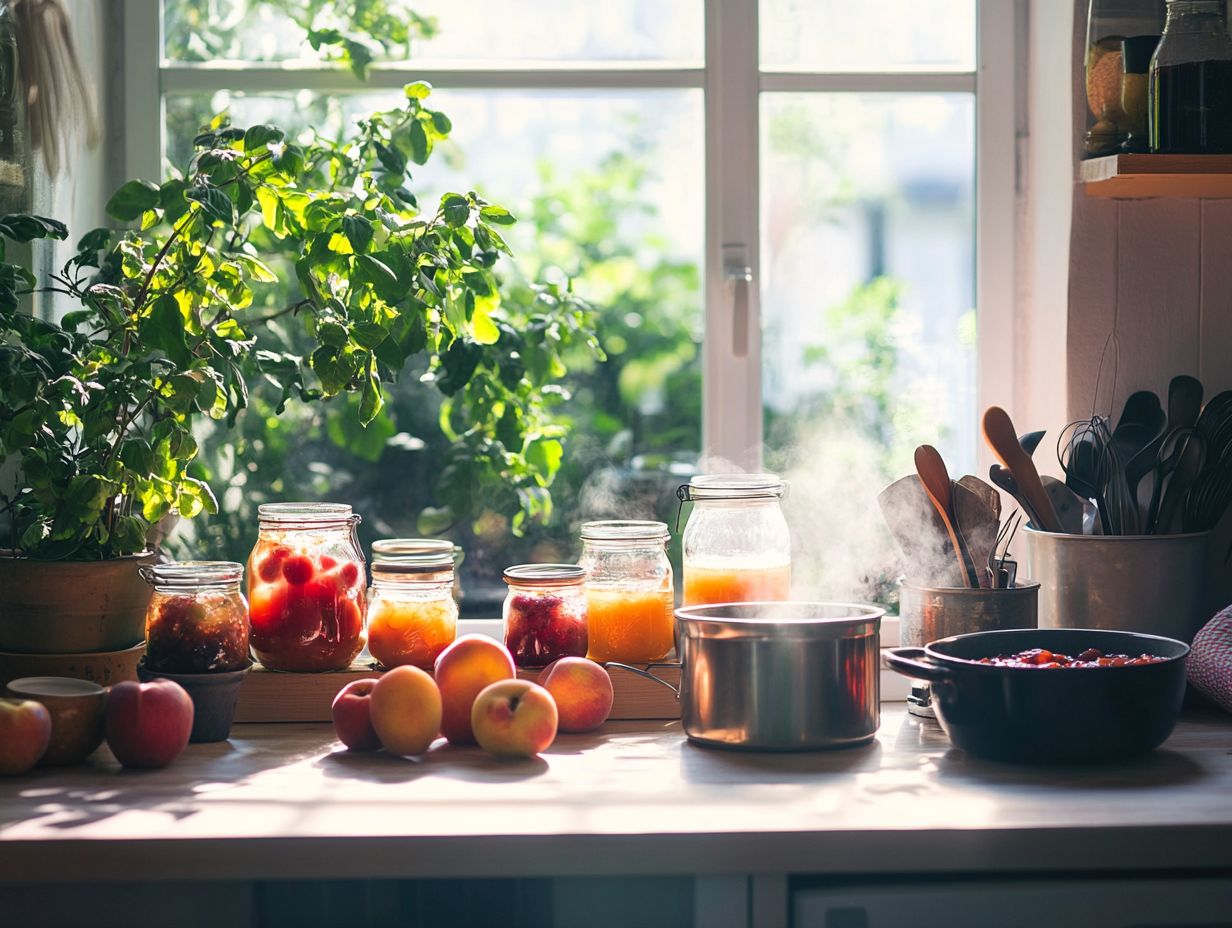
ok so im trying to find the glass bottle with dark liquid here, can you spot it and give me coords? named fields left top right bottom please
left=1149, top=0, right=1232, bottom=153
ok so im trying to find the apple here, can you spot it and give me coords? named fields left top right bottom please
left=539, top=657, right=614, bottom=733
left=471, top=679, right=558, bottom=759
left=0, top=698, right=52, bottom=776
left=369, top=665, right=441, bottom=756
left=331, top=678, right=382, bottom=751
left=434, top=635, right=516, bottom=745
left=105, top=679, right=194, bottom=769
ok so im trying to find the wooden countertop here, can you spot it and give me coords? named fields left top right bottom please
left=3, top=707, right=1232, bottom=883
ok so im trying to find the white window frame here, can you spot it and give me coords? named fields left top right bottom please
left=125, top=0, right=1019, bottom=473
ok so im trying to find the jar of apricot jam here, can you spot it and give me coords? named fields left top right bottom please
left=143, top=561, right=249, bottom=674
left=502, top=564, right=588, bottom=668
left=578, top=521, right=675, bottom=663
left=367, top=546, right=458, bottom=670
left=247, top=503, right=366, bottom=672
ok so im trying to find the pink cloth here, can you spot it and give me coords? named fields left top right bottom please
left=1189, top=604, right=1232, bottom=713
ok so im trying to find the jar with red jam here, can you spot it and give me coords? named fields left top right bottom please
left=367, top=547, right=458, bottom=670
left=247, top=503, right=367, bottom=672
left=143, top=561, right=249, bottom=674
left=502, top=564, right=588, bottom=668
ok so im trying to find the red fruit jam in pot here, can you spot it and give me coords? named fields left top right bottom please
left=247, top=503, right=367, bottom=672
left=502, top=564, right=588, bottom=668
left=977, top=647, right=1170, bottom=668
left=143, top=561, right=249, bottom=674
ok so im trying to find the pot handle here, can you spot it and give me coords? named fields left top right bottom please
left=604, top=662, right=681, bottom=699
left=883, top=647, right=952, bottom=682
left=138, top=565, right=156, bottom=585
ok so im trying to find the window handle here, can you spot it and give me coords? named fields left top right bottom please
left=725, top=262, right=752, bottom=359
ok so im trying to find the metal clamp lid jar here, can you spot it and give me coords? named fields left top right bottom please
left=579, top=520, right=675, bottom=663
left=502, top=563, right=588, bottom=668
left=141, top=561, right=249, bottom=674
left=247, top=502, right=367, bottom=672
left=676, top=474, right=791, bottom=606
left=367, top=549, right=457, bottom=670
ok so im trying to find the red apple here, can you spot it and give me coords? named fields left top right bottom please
left=539, top=657, right=614, bottom=733
left=105, top=679, right=194, bottom=769
left=369, top=666, right=442, bottom=756
left=331, top=678, right=382, bottom=751
left=471, top=679, right=558, bottom=759
left=434, top=635, right=516, bottom=745
left=0, top=698, right=52, bottom=776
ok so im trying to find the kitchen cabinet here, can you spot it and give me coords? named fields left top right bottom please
left=2, top=707, right=1231, bottom=927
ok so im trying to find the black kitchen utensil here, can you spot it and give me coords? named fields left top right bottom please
left=884, top=628, right=1189, bottom=764
left=1127, top=376, right=1203, bottom=516
left=1110, top=391, right=1166, bottom=534
left=1019, top=430, right=1046, bottom=458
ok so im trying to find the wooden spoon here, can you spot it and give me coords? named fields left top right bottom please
left=982, top=406, right=1062, bottom=533
left=914, top=445, right=980, bottom=588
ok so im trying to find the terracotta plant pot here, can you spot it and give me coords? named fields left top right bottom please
left=137, top=660, right=252, bottom=743
left=0, top=553, right=156, bottom=654
left=0, top=641, right=145, bottom=690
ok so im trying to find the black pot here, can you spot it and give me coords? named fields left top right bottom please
left=137, top=660, right=251, bottom=743
left=884, top=628, right=1189, bottom=764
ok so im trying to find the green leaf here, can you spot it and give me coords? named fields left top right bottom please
left=471, top=305, right=500, bottom=345
left=526, top=437, right=564, bottom=479
left=437, top=339, right=481, bottom=396
left=112, top=517, right=148, bottom=555
left=430, top=111, right=452, bottom=135
left=479, top=205, right=516, bottom=225
left=374, top=141, right=407, bottom=175
left=404, top=81, right=433, bottom=100
left=185, top=184, right=235, bottom=224
left=105, top=180, right=160, bottom=221
left=243, top=124, right=284, bottom=153
left=318, top=320, right=349, bottom=348
left=407, top=119, right=429, bottom=165
left=441, top=194, right=470, bottom=228
left=144, top=294, right=191, bottom=366
left=342, top=214, right=374, bottom=254
left=352, top=322, right=388, bottom=348
left=359, top=372, right=383, bottom=424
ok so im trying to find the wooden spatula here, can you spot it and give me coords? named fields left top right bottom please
left=876, top=475, right=965, bottom=587
left=982, top=406, right=1062, bottom=533
left=914, top=445, right=981, bottom=588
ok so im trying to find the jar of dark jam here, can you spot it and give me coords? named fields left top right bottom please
left=142, top=562, right=249, bottom=674
left=1149, top=0, right=1232, bottom=153
left=502, top=564, right=588, bottom=668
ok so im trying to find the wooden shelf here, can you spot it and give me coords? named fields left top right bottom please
left=1081, top=153, right=1232, bottom=199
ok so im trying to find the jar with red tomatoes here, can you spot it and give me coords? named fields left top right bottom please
left=247, top=503, right=367, bottom=672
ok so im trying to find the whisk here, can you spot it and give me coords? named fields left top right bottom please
left=1057, top=415, right=1136, bottom=535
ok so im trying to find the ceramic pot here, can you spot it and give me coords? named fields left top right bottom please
left=137, top=660, right=252, bottom=743
left=6, top=676, right=106, bottom=766
left=0, top=552, right=156, bottom=654
left=0, top=641, right=145, bottom=689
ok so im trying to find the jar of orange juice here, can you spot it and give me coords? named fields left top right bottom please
left=367, top=548, right=458, bottom=670
left=677, top=474, right=791, bottom=606
left=578, top=521, right=675, bottom=663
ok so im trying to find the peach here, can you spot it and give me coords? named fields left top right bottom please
left=471, top=679, right=558, bottom=759
left=105, top=679, right=194, bottom=769
left=0, top=698, right=52, bottom=776
left=331, top=678, right=382, bottom=751
left=369, top=666, right=441, bottom=756
left=539, top=657, right=614, bottom=733
left=434, top=634, right=516, bottom=745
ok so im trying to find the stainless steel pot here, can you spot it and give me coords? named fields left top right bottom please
left=610, top=601, right=883, bottom=751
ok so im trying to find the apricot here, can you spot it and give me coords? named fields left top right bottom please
left=539, top=657, right=614, bottom=733
left=471, top=679, right=558, bottom=759
left=369, top=666, right=442, bottom=756
left=434, top=635, right=516, bottom=745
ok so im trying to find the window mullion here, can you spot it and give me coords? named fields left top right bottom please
left=704, top=0, right=762, bottom=471
left=125, top=0, right=163, bottom=182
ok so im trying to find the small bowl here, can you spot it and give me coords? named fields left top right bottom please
left=137, top=660, right=252, bottom=743
left=6, top=676, right=106, bottom=766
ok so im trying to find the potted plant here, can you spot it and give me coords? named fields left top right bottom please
left=0, top=85, right=598, bottom=663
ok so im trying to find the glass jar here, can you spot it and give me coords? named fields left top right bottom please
left=578, top=520, right=675, bottom=663
left=142, top=561, right=249, bottom=674
left=1149, top=0, right=1232, bottom=153
left=1083, top=0, right=1165, bottom=156
left=372, top=537, right=464, bottom=600
left=247, top=503, right=367, bottom=672
left=502, top=564, right=588, bottom=668
left=678, top=474, right=791, bottom=606
left=367, top=550, right=458, bottom=670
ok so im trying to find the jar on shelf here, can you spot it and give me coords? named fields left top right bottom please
left=142, top=561, right=249, bottom=674
left=1083, top=0, right=1165, bottom=156
left=677, top=474, right=791, bottom=606
left=367, top=549, right=458, bottom=670
left=247, top=503, right=366, bottom=672
left=578, top=520, right=675, bottom=663
left=502, top=564, right=588, bottom=668
left=1149, top=0, right=1232, bottom=153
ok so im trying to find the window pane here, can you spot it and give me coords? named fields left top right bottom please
left=759, top=0, right=976, bottom=72
left=760, top=93, right=975, bottom=600
left=163, top=1, right=703, bottom=65
left=164, top=89, right=703, bottom=611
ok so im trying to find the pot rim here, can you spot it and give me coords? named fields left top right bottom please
left=1021, top=526, right=1211, bottom=542
left=0, top=549, right=156, bottom=563
left=923, top=627, right=1190, bottom=672
left=675, top=601, right=884, bottom=639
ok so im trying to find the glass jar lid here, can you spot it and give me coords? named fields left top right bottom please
left=257, top=502, right=357, bottom=527
left=580, top=520, right=670, bottom=544
left=503, top=563, right=587, bottom=587
left=677, top=473, right=786, bottom=501
left=372, top=537, right=458, bottom=561
left=143, top=561, right=244, bottom=591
